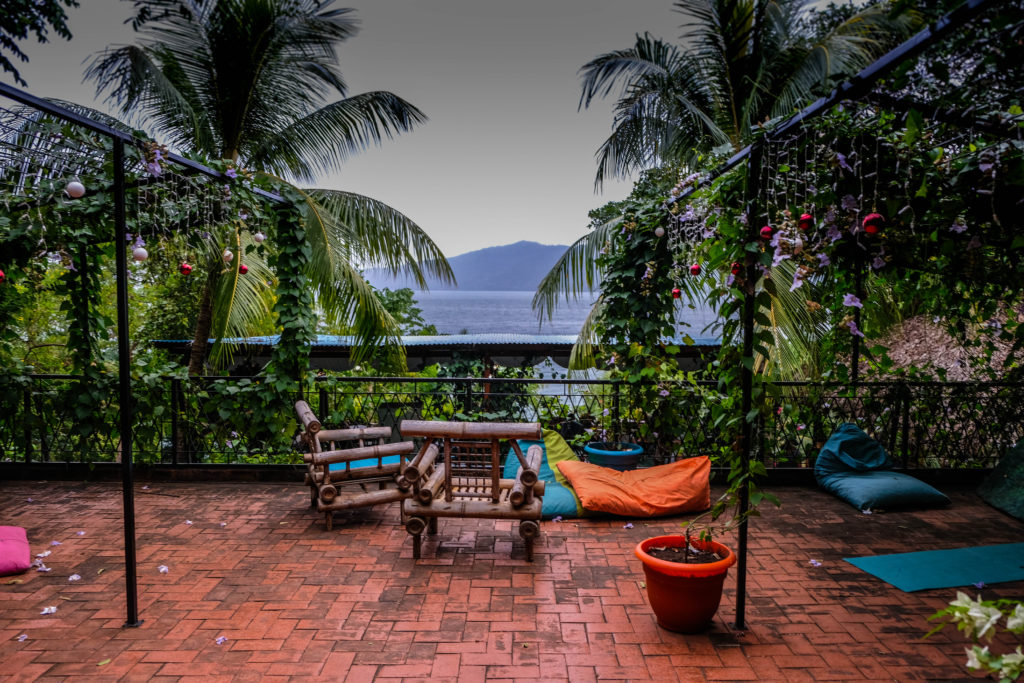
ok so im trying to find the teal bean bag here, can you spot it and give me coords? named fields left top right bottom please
left=503, top=429, right=584, bottom=518
left=815, top=423, right=950, bottom=511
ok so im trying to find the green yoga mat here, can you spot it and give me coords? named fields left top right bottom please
left=845, top=543, right=1024, bottom=592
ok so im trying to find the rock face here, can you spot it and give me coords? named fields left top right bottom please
left=364, top=241, right=572, bottom=292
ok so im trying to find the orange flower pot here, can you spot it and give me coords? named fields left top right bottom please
left=635, top=535, right=736, bottom=633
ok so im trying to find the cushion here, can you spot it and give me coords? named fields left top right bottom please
left=819, top=471, right=951, bottom=511
left=814, top=422, right=896, bottom=483
left=0, top=526, right=31, bottom=577
left=555, top=457, right=711, bottom=518
left=978, top=442, right=1024, bottom=522
left=815, top=423, right=950, bottom=511
left=329, top=455, right=402, bottom=472
left=504, top=429, right=584, bottom=518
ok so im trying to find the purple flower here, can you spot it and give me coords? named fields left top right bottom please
left=817, top=252, right=831, bottom=267
left=790, top=269, right=804, bottom=292
left=552, top=516, right=563, bottom=523
left=837, top=153, right=853, bottom=172
left=772, top=250, right=791, bottom=267
left=950, top=220, right=968, bottom=234
left=659, top=389, right=670, bottom=397
left=872, top=256, right=886, bottom=270
left=848, top=320, right=865, bottom=338
left=843, top=294, right=863, bottom=308
left=841, top=195, right=859, bottom=212
left=827, top=225, right=843, bottom=243
left=973, top=581, right=986, bottom=589
left=133, top=235, right=146, bottom=248
left=623, top=523, right=634, bottom=529
left=809, top=559, right=822, bottom=567
left=225, top=168, right=238, bottom=179
left=726, top=274, right=736, bottom=286
left=146, top=160, right=162, bottom=177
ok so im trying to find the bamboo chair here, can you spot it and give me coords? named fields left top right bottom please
left=398, top=420, right=545, bottom=561
left=295, top=400, right=421, bottom=530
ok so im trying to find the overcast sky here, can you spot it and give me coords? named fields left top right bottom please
left=7, top=0, right=683, bottom=258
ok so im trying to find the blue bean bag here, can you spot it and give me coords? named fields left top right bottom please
left=815, top=423, right=950, bottom=511
left=503, top=429, right=584, bottom=518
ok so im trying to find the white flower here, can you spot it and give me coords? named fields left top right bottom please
left=17, top=634, right=28, bottom=641
left=623, top=523, right=634, bottom=529
left=36, top=550, right=51, bottom=558
left=68, top=574, right=81, bottom=582
left=76, top=531, right=85, bottom=536
left=968, top=602, right=1003, bottom=640
left=965, top=645, right=989, bottom=670
left=185, top=520, right=193, bottom=526
left=1007, top=603, right=1024, bottom=632
left=219, top=522, right=227, bottom=527
left=158, top=565, right=169, bottom=574
left=1000, top=648, right=1024, bottom=679
left=40, top=606, right=57, bottom=615
left=216, top=636, right=228, bottom=645
left=50, top=541, right=61, bottom=546
left=809, top=559, right=822, bottom=567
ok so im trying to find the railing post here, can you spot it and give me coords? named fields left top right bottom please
left=612, top=382, right=621, bottom=442
left=319, top=384, right=329, bottom=421
left=900, top=382, right=911, bottom=467
left=23, top=386, right=32, bottom=463
left=170, top=377, right=180, bottom=465
left=464, top=381, right=473, bottom=416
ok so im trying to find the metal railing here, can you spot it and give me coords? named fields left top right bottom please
left=1, top=374, right=1020, bottom=469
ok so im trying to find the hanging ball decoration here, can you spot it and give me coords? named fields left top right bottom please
left=798, top=213, right=814, bottom=230
left=689, top=263, right=700, bottom=276
left=654, top=226, right=665, bottom=238
left=253, top=231, right=267, bottom=244
left=238, top=264, right=249, bottom=275
left=863, top=213, right=884, bottom=235
left=671, top=288, right=682, bottom=299
left=760, top=225, right=773, bottom=240
left=132, top=247, right=149, bottom=262
left=731, top=261, right=742, bottom=275
left=0, top=269, right=5, bottom=283
left=179, top=262, right=192, bottom=275
left=222, top=249, right=234, bottom=263
left=65, top=180, right=86, bottom=198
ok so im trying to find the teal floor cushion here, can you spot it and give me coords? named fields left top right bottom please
left=503, top=429, right=584, bottom=518
left=815, top=423, right=950, bottom=511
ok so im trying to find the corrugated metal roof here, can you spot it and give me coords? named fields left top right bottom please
left=153, top=334, right=720, bottom=347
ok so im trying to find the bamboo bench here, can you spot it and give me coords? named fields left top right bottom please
left=398, top=420, right=545, bottom=561
left=295, top=400, right=427, bottom=530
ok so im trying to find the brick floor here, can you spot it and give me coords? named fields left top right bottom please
left=1, top=480, right=1021, bottom=681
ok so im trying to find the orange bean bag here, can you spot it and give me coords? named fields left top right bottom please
left=555, top=456, right=711, bottom=517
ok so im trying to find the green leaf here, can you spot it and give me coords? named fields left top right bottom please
left=97, top=659, right=111, bottom=667
left=904, top=109, right=923, bottom=145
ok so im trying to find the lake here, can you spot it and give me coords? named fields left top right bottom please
left=411, top=290, right=718, bottom=337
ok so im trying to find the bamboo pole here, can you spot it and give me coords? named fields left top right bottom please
left=311, top=441, right=415, bottom=467
left=402, top=498, right=542, bottom=520
left=398, top=443, right=439, bottom=491
left=317, top=487, right=407, bottom=511
left=295, top=401, right=321, bottom=434
left=417, top=464, right=447, bottom=504
left=318, top=426, right=392, bottom=444
left=400, top=420, right=541, bottom=441
left=327, top=463, right=402, bottom=484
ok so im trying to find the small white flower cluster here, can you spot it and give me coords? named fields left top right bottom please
left=941, top=592, right=1024, bottom=681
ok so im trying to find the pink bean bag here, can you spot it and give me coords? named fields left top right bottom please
left=0, top=526, right=31, bottom=576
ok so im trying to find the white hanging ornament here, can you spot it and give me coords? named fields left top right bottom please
left=654, top=226, right=665, bottom=237
left=253, top=231, right=266, bottom=244
left=222, top=249, right=234, bottom=263
left=132, top=247, right=149, bottom=262
left=65, top=180, right=85, bottom=198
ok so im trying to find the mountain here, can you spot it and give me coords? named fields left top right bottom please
left=364, top=240, right=571, bottom=291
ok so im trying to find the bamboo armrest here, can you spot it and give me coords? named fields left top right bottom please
left=295, top=400, right=321, bottom=434
left=400, top=420, right=541, bottom=441
left=318, top=426, right=392, bottom=444
left=310, top=441, right=415, bottom=467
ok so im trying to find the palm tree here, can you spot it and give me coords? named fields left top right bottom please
left=535, top=0, right=916, bottom=368
left=85, top=0, right=454, bottom=374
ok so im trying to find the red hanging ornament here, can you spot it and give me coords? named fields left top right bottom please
left=731, top=262, right=742, bottom=275
left=760, top=225, right=773, bottom=240
left=671, top=288, right=682, bottom=299
left=689, top=263, right=700, bottom=276
left=179, top=262, right=192, bottom=275
left=238, top=264, right=249, bottom=274
left=863, top=213, right=884, bottom=235
left=0, top=269, right=5, bottom=283
left=798, top=213, right=813, bottom=230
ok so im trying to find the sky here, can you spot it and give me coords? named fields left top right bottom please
left=7, top=0, right=684, bottom=259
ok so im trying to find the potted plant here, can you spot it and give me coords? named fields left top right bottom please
left=583, top=440, right=643, bottom=470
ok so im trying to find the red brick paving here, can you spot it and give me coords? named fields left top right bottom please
left=1, top=480, right=1021, bottom=681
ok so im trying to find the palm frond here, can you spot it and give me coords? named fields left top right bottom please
left=207, top=232, right=276, bottom=367
left=568, top=296, right=606, bottom=372
left=532, top=217, right=619, bottom=322
left=247, top=92, right=427, bottom=180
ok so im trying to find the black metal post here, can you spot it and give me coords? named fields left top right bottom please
left=735, top=142, right=764, bottom=630
left=170, top=377, right=180, bottom=465
left=22, top=388, right=32, bottom=463
left=612, top=383, right=621, bottom=442
left=114, top=139, right=141, bottom=627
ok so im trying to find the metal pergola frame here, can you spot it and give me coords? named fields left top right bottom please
left=0, top=82, right=285, bottom=627
left=0, top=0, right=1014, bottom=632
